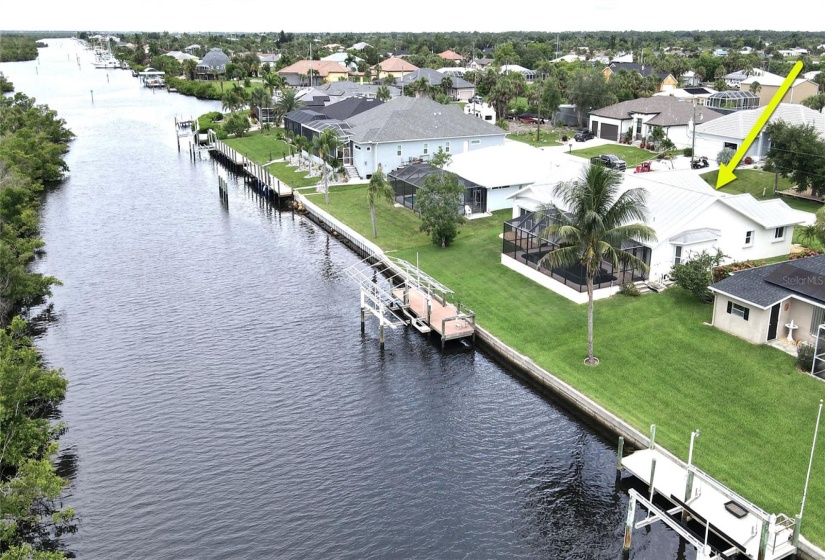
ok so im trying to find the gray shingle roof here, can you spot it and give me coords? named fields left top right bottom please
left=320, top=97, right=383, bottom=121
left=590, top=97, right=723, bottom=126
left=198, top=48, right=230, bottom=70
left=398, top=68, right=474, bottom=89
left=710, top=256, right=825, bottom=308
left=345, top=97, right=506, bottom=144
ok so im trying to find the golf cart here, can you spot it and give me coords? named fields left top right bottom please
left=691, top=156, right=709, bottom=169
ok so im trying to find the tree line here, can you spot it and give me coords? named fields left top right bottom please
left=0, top=83, right=75, bottom=559
left=0, top=35, right=42, bottom=63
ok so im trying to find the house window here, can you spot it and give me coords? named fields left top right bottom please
left=445, top=141, right=451, bottom=153
left=397, top=145, right=402, bottom=156
left=471, top=139, right=481, bottom=145
left=745, top=230, right=753, bottom=246
left=726, top=301, right=750, bottom=320
left=811, top=307, right=825, bottom=334
left=423, top=143, right=428, bottom=155
left=774, top=227, right=785, bottom=241
left=354, top=145, right=361, bottom=151
left=636, top=118, right=642, bottom=134
left=674, top=246, right=682, bottom=265
left=366, top=147, right=371, bottom=151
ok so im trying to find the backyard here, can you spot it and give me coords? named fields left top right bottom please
left=571, top=144, right=658, bottom=166
left=224, top=130, right=321, bottom=188
left=703, top=169, right=823, bottom=214
left=306, top=184, right=825, bottom=546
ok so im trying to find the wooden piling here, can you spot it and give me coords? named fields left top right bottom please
left=379, top=323, right=385, bottom=350
left=649, top=424, right=656, bottom=449
left=623, top=492, right=636, bottom=550
left=616, top=436, right=624, bottom=474
left=648, top=458, right=657, bottom=502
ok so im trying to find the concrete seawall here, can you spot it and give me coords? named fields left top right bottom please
left=294, top=191, right=824, bottom=560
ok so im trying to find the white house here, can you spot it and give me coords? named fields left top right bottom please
left=346, top=97, right=506, bottom=179
left=693, top=103, right=825, bottom=161
left=504, top=164, right=808, bottom=303
left=464, top=101, right=496, bottom=123
left=587, top=97, right=723, bottom=146
left=499, top=64, right=536, bottom=83
left=709, top=256, right=825, bottom=348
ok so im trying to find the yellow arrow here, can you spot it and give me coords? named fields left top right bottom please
left=715, top=60, right=804, bottom=189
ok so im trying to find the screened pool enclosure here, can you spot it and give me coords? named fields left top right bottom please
left=389, top=163, right=488, bottom=216
left=502, top=210, right=651, bottom=292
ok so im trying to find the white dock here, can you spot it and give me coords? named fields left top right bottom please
left=622, top=448, right=796, bottom=560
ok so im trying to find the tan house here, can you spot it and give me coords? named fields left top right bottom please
left=710, top=257, right=825, bottom=347
left=603, top=62, right=678, bottom=92
left=376, top=57, right=418, bottom=80
left=740, top=72, right=819, bottom=107
left=278, top=60, right=350, bottom=87
left=438, top=50, right=464, bottom=64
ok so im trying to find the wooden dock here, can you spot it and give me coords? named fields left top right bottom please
left=346, top=255, right=475, bottom=350
left=209, top=139, right=293, bottom=203
left=621, top=437, right=797, bottom=560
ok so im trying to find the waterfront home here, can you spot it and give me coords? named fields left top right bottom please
left=709, top=255, right=825, bottom=346
left=505, top=165, right=806, bottom=302
left=278, top=60, right=351, bottom=87
left=196, top=48, right=230, bottom=79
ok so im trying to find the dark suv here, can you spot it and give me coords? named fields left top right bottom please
left=574, top=129, right=595, bottom=142
left=590, top=154, right=627, bottom=171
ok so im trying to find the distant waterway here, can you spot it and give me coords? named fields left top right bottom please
left=3, top=39, right=686, bottom=559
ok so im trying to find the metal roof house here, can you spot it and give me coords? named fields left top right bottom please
left=710, top=255, right=825, bottom=353
left=505, top=161, right=807, bottom=303
left=196, top=48, right=230, bottom=79
left=693, top=103, right=825, bottom=161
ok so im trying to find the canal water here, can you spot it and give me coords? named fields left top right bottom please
left=3, top=39, right=685, bottom=559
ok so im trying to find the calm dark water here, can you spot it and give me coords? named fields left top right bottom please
left=2, top=39, right=684, bottom=559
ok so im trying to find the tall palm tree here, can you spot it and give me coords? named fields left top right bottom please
left=249, top=87, right=270, bottom=119
left=312, top=129, right=341, bottom=204
left=376, top=84, right=391, bottom=102
left=538, top=164, right=656, bottom=366
left=367, top=164, right=394, bottom=238
left=263, top=72, right=286, bottom=98
left=274, top=88, right=304, bottom=126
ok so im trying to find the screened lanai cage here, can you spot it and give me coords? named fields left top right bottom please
left=502, top=210, right=651, bottom=292
left=705, top=90, right=759, bottom=113
left=389, top=163, right=488, bottom=216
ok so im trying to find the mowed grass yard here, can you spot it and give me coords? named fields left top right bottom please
left=315, top=184, right=825, bottom=546
left=225, top=130, right=320, bottom=188
left=702, top=169, right=823, bottom=214
left=571, top=144, right=656, bottom=166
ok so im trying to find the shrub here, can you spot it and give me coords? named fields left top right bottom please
left=797, top=342, right=815, bottom=372
left=618, top=282, right=641, bottom=297
left=790, top=247, right=820, bottom=260
left=683, top=147, right=694, bottom=157
left=497, top=119, right=510, bottom=131
left=744, top=156, right=753, bottom=165
left=717, top=147, right=735, bottom=165
left=670, top=248, right=727, bottom=302
left=561, top=134, right=568, bottom=142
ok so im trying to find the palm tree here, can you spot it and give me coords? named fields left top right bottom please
left=182, top=59, right=197, bottom=81
left=367, top=164, right=394, bottom=238
left=274, top=88, right=304, bottom=126
left=312, top=129, right=341, bottom=204
left=249, top=87, right=270, bottom=120
left=376, top=84, right=391, bottom=102
left=294, top=135, right=309, bottom=168
left=263, top=72, right=286, bottom=98
left=538, top=164, right=656, bottom=366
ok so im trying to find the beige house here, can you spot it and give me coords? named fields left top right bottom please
left=376, top=57, right=418, bottom=80
left=710, top=257, right=825, bottom=346
left=740, top=71, right=819, bottom=107
left=278, top=60, right=350, bottom=87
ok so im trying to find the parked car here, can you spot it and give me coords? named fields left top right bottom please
left=517, top=112, right=544, bottom=124
left=590, top=154, right=627, bottom=172
left=574, top=129, right=595, bottom=142
left=469, top=95, right=483, bottom=104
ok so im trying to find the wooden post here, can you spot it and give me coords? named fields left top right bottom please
left=616, top=437, right=624, bottom=474
left=648, top=458, right=657, bottom=502
left=684, top=469, right=695, bottom=504
left=649, top=424, right=656, bottom=449
left=623, top=492, right=636, bottom=551
left=379, top=323, right=385, bottom=350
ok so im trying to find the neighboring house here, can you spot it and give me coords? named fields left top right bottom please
left=397, top=68, right=475, bottom=101
left=184, top=44, right=200, bottom=53
left=709, top=256, right=825, bottom=346
left=196, top=48, right=230, bottom=79
left=500, top=64, right=536, bottom=83
left=464, top=101, right=496, bottom=123
left=741, top=71, right=819, bottom=107
left=694, top=103, right=825, bottom=161
left=653, top=86, right=717, bottom=105
left=257, top=53, right=281, bottom=65
left=587, top=96, right=723, bottom=146
left=681, top=71, right=700, bottom=87
left=552, top=53, right=586, bottom=63
left=278, top=60, right=350, bottom=87
left=437, top=67, right=469, bottom=77
left=611, top=52, right=634, bottom=63
left=713, top=49, right=729, bottom=57
left=346, top=96, right=506, bottom=179
left=603, top=63, right=678, bottom=92
left=723, top=70, right=752, bottom=89
left=439, top=50, right=464, bottom=64
left=704, top=91, right=760, bottom=114
left=296, top=81, right=402, bottom=106
left=349, top=42, right=372, bottom=51
left=504, top=165, right=807, bottom=302
left=376, top=57, right=418, bottom=80
left=469, top=57, right=494, bottom=70
left=164, top=51, right=199, bottom=62
left=321, top=52, right=362, bottom=72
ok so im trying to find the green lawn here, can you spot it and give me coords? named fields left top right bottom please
left=508, top=127, right=577, bottom=148
left=571, top=144, right=656, bottom=166
left=225, top=131, right=320, bottom=188
left=317, top=187, right=825, bottom=546
left=702, top=169, right=823, bottom=214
